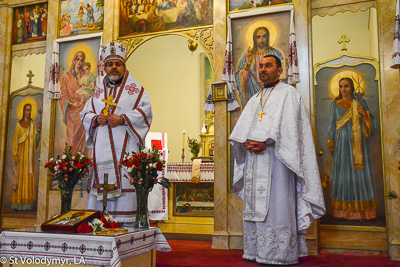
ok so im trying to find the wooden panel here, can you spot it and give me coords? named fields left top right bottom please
left=320, top=227, right=387, bottom=251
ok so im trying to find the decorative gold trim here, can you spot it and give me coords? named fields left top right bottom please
left=183, top=27, right=214, bottom=63
left=48, top=99, right=57, bottom=190
left=312, top=1, right=376, bottom=18
left=119, top=26, right=214, bottom=65
left=119, top=24, right=213, bottom=39
left=313, top=56, right=380, bottom=86
left=228, top=1, right=293, bottom=14
left=12, top=41, right=46, bottom=57
left=212, top=82, right=228, bottom=102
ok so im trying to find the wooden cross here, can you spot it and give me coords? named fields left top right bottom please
left=27, top=70, right=34, bottom=85
left=338, top=34, right=350, bottom=51
left=96, top=173, right=115, bottom=213
left=101, top=95, right=117, bottom=116
left=258, top=110, right=266, bottom=121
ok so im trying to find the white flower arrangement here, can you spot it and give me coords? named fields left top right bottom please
left=89, top=218, right=104, bottom=232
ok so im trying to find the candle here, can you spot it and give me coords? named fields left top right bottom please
left=182, top=130, right=185, bottom=149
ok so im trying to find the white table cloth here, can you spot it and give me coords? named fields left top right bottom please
left=0, top=227, right=171, bottom=267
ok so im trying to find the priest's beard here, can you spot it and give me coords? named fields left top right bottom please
left=107, top=72, right=123, bottom=82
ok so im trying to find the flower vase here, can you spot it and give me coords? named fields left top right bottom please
left=191, top=148, right=200, bottom=158
left=134, top=186, right=150, bottom=229
left=60, top=188, right=74, bottom=214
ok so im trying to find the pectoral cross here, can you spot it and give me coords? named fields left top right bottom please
left=338, top=34, right=350, bottom=51
left=96, top=173, right=115, bottom=213
left=258, top=110, right=266, bottom=121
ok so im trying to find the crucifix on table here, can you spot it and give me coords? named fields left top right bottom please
left=100, top=95, right=117, bottom=126
left=96, top=173, right=115, bottom=212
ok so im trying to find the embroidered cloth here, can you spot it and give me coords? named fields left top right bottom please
left=288, top=10, right=300, bottom=84
left=0, top=227, right=171, bottom=267
left=167, top=163, right=214, bottom=182
left=145, top=132, right=169, bottom=221
left=203, top=14, right=240, bottom=112
left=191, top=159, right=202, bottom=183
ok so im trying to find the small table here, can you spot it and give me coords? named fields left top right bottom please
left=0, top=227, right=171, bottom=267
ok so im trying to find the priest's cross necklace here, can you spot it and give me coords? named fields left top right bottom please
left=257, top=81, right=278, bottom=121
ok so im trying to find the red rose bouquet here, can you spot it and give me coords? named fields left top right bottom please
left=120, top=146, right=171, bottom=191
left=76, top=223, right=93, bottom=233
left=45, top=144, right=92, bottom=213
left=120, top=146, right=170, bottom=228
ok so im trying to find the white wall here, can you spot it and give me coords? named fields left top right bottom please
left=312, top=8, right=378, bottom=64
left=10, top=53, right=46, bottom=92
left=126, top=35, right=204, bottom=162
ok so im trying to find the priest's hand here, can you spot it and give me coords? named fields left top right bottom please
left=244, top=140, right=267, bottom=154
left=108, top=114, right=123, bottom=127
left=96, top=114, right=108, bottom=125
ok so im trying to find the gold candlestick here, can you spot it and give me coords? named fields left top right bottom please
left=181, top=148, right=185, bottom=163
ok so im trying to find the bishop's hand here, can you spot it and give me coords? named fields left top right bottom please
left=96, top=114, right=108, bottom=125
left=244, top=140, right=267, bottom=154
left=108, top=114, right=123, bottom=127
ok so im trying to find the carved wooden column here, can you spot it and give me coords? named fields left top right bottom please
left=295, top=0, right=319, bottom=255
left=0, top=4, right=14, bottom=230
left=211, top=87, right=229, bottom=249
left=211, top=0, right=230, bottom=249
left=37, top=0, right=59, bottom=223
left=377, top=0, right=400, bottom=261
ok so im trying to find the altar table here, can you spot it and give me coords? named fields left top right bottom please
left=167, top=162, right=214, bottom=182
left=0, top=227, right=171, bottom=267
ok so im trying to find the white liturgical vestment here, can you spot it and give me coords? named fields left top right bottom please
left=80, top=71, right=152, bottom=222
left=229, top=82, right=325, bottom=265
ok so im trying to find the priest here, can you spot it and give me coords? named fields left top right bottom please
left=229, top=55, right=325, bottom=265
left=80, top=42, right=152, bottom=223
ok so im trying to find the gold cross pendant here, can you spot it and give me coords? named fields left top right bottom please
left=258, top=110, right=266, bottom=121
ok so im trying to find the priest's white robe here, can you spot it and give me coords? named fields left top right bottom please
left=229, top=82, right=325, bottom=265
left=80, top=71, right=152, bottom=222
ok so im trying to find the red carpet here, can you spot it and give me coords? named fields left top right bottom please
left=157, top=240, right=399, bottom=267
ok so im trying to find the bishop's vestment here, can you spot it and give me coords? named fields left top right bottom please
left=80, top=71, right=152, bottom=222
left=229, top=82, right=325, bottom=265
